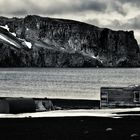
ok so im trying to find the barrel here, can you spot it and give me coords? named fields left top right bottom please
left=6, top=98, right=36, bottom=114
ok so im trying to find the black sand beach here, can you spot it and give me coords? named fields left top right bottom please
left=0, top=115, right=140, bottom=140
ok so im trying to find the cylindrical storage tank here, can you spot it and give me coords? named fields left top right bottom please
left=6, top=98, right=36, bottom=114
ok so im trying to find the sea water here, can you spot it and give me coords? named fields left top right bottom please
left=0, top=68, right=139, bottom=100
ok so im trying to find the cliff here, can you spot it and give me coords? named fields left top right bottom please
left=0, top=15, right=139, bottom=67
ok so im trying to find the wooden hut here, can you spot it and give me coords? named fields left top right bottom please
left=100, top=85, right=140, bottom=108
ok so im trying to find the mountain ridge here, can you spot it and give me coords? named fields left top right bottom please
left=0, top=15, right=139, bottom=67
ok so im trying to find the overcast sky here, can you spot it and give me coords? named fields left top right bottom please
left=1, top=0, right=140, bottom=43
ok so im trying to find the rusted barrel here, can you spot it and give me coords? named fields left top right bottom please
left=6, top=98, right=36, bottom=114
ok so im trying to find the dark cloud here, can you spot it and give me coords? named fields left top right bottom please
left=0, top=0, right=107, bottom=16
left=110, top=1, right=127, bottom=16
left=30, top=0, right=107, bottom=15
left=0, top=0, right=135, bottom=17
left=115, top=0, right=140, bottom=8
left=79, top=1, right=107, bottom=12
left=119, top=0, right=140, bottom=5
left=26, top=0, right=127, bottom=16
left=127, top=15, right=140, bottom=30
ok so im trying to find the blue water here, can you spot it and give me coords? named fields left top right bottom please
left=0, top=68, right=139, bottom=100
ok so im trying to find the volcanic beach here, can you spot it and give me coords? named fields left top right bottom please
left=0, top=108, right=140, bottom=140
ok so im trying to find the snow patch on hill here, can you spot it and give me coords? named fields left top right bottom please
left=24, top=41, right=32, bottom=49
left=92, top=55, right=103, bottom=63
left=0, top=25, right=17, bottom=37
left=20, top=39, right=32, bottom=49
left=0, top=25, right=9, bottom=31
left=11, top=32, right=16, bottom=37
left=0, top=34, right=16, bottom=46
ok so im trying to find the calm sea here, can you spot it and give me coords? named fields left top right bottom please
left=0, top=68, right=139, bottom=100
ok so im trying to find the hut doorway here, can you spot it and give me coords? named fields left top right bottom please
left=134, top=91, right=140, bottom=102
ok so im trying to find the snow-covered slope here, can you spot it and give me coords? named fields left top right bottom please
left=0, top=25, right=32, bottom=49
left=0, top=34, right=17, bottom=46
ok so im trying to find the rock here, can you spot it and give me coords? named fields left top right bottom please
left=105, top=128, right=113, bottom=131
left=35, top=100, right=46, bottom=112
left=43, top=100, right=55, bottom=111
left=0, top=15, right=139, bottom=67
left=84, top=130, right=89, bottom=134
left=130, top=133, right=139, bottom=139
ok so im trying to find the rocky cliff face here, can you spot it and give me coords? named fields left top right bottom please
left=0, top=15, right=139, bottom=67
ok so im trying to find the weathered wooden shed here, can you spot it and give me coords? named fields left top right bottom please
left=100, top=85, right=140, bottom=108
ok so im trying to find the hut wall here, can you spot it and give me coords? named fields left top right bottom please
left=101, top=87, right=140, bottom=108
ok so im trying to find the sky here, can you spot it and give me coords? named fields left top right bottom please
left=0, top=0, right=140, bottom=43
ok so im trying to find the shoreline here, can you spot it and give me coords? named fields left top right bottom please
left=0, top=107, right=140, bottom=118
